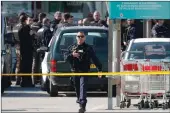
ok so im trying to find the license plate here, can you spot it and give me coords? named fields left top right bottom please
left=90, top=64, right=96, bottom=68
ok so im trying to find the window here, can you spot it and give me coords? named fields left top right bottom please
left=127, top=42, right=170, bottom=60
left=59, top=31, right=108, bottom=52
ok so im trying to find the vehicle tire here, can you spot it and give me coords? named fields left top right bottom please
left=144, top=101, right=149, bottom=108
left=162, top=103, right=166, bottom=110
left=127, top=99, right=131, bottom=108
left=138, top=102, right=142, bottom=110
left=150, top=102, right=154, bottom=109
left=168, top=99, right=170, bottom=108
left=154, top=100, right=159, bottom=108
left=165, top=102, right=168, bottom=109
left=120, top=101, right=126, bottom=109
left=47, top=78, right=58, bottom=97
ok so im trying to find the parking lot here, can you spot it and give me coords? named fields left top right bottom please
left=2, top=83, right=170, bottom=113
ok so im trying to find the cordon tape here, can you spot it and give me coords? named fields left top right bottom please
left=1, top=71, right=170, bottom=76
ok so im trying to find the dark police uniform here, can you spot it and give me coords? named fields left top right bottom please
left=151, top=24, right=169, bottom=38
left=123, top=24, right=136, bottom=43
left=66, top=42, right=102, bottom=112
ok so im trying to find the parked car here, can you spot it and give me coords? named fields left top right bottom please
left=122, top=38, right=170, bottom=61
left=38, top=26, right=109, bottom=96
left=1, top=15, right=15, bottom=94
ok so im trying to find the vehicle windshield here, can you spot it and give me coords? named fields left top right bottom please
left=59, top=30, right=108, bottom=52
left=126, top=42, right=170, bottom=60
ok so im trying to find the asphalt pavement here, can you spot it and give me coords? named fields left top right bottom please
left=2, top=83, right=170, bottom=113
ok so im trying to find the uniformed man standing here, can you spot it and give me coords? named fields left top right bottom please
left=65, top=31, right=102, bottom=113
left=122, top=19, right=137, bottom=49
left=151, top=19, right=169, bottom=38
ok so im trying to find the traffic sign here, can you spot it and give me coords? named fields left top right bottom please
left=109, top=1, right=170, bottom=19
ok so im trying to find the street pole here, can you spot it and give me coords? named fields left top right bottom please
left=143, top=19, right=151, bottom=38
left=108, top=19, right=121, bottom=109
left=113, top=19, right=121, bottom=107
left=108, top=19, right=114, bottom=110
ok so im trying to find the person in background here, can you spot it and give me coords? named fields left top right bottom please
left=50, top=11, right=62, bottom=33
left=151, top=19, right=169, bottom=38
left=90, top=11, right=105, bottom=26
left=123, top=19, right=136, bottom=47
left=18, top=15, right=34, bottom=87
left=57, top=13, right=76, bottom=29
left=31, top=13, right=46, bottom=32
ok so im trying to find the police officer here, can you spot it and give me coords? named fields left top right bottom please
left=66, top=31, right=102, bottom=113
left=151, top=19, right=169, bottom=38
left=50, top=11, right=62, bottom=34
left=57, top=13, right=76, bottom=29
left=123, top=19, right=137, bottom=49
left=37, top=18, right=52, bottom=47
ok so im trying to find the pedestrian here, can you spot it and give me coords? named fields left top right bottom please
left=18, top=15, right=34, bottom=87
left=90, top=11, right=105, bottom=26
left=57, top=13, right=76, bottom=29
left=65, top=31, right=102, bottom=113
left=50, top=11, right=62, bottom=33
left=38, top=18, right=53, bottom=48
left=122, top=19, right=137, bottom=47
left=151, top=19, right=169, bottom=38
left=31, top=13, right=46, bottom=32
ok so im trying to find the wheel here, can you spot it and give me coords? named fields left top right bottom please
left=162, top=103, right=166, bottom=110
left=120, top=101, right=126, bottom=109
left=141, top=99, right=144, bottom=108
left=168, top=100, right=170, bottom=108
left=127, top=99, right=131, bottom=108
left=165, top=102, right=168, bottom=109
left=144, top=101, right=150, bottom=109
left=150, top=102, right=154, bottom=109
left=138, top=102, right=142, bottom=110
left=47, top=79, right=58, bottom=97
left=154, top=100, right=159, bottom=108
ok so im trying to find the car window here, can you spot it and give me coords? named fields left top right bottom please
left=127, top=42, right=170, bottom=60
left=59, top=31, right=108, bottom=51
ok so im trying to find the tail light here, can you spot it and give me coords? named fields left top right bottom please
left=123, top=63, right=138, bottom=71
left=50, top=59, right=57, bottom=72
left=142, top=65, right=162, bottom=71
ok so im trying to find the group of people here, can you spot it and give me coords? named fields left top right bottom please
left=13, top=10, right=170, bottom=87
left=14, top=10, right=109, bottom=87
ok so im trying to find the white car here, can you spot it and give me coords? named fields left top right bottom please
left=122, top=38, right=170, bottom=61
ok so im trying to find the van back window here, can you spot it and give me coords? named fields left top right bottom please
left=59, top=31, right=108, bottom=52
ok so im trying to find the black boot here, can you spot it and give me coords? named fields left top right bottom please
left=79, top=104, right=86, bottom=113
left=76, top=99, right=80, bottom=103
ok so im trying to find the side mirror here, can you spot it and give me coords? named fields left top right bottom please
left=37, top=46, right=48, bottom=53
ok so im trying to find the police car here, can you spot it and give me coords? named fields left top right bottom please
left=38, top=26, right=109, bottom=96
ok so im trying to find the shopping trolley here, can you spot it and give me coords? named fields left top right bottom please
left=137, top=60, right=170, bottom=110
left=119, top=59, right=170, bottom=110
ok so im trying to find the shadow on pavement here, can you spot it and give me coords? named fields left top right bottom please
left=2, top=109, right=27, bottom=112
left=2, top=86, right=108, bottom=97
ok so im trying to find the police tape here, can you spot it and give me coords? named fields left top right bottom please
left=1, top=71, right=170, bottom=76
